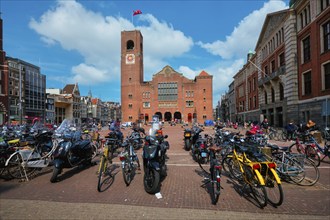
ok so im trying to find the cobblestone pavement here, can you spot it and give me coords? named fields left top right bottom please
left=0, top=125, right=329, bottom=220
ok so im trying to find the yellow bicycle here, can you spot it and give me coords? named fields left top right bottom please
left=244, top=146, right=284, bottom=207
left=97, top=132, right=121, bottom=192
left=222, top=145, right=268, bottom=208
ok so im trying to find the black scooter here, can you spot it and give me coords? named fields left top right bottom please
left=50, top=120, right=93, bottom=183
left=142, top=132, right=169, bottom=194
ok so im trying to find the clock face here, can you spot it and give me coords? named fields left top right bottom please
left=126, top=54, right=135, bottom=64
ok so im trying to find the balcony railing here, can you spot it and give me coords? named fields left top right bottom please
left=54, top=96, right=72, bottom=104
left=258, top=65, right=286, bottom=87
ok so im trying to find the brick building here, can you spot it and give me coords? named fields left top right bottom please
left=120, top=30, right=213, bottom=124
left=293, top=0, right=330, bottom=126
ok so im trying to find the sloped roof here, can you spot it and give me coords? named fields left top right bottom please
left=198, top=70, right=210, bottom=77
left=255, top=9, right=289, bottom=51
left=62, top=84, right=75, bottom=94
left=62, top=83, right=80, bottom=96
left=91, top=98, right=100, bottom=105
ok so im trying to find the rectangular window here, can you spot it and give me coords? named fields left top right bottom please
left=158, top=82, right=178, bottom=101
left=264, top=66, right=269, bottom=76
left=303, top=36, right=311, bottom=63
left=303, top=71, right=312, bottom=95
left=143, top=102, right=150, bottom=108
left=186, top=101, right=194, bottom=107
left=279, top=53, right=285, bottom=66
left=323, top=21, right=330, bottom=52
left=324, top=63, right=330, bottom=90
left=271, top=60, right=275, bottom=73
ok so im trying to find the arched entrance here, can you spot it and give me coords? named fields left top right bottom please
left=174, top=112, right=182, bottom=123
left=155, top=112, right=162, bottom=121
left=164, top=112, right=172, bottom=122
left=187, top=113, right=192, bottom=123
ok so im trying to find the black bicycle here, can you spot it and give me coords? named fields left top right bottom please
left=199, top=145, right=223, bottom=205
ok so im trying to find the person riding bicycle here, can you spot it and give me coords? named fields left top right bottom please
left=284, top=120, right=298, bottom=141
left=109, top=118, right=123, bottom=142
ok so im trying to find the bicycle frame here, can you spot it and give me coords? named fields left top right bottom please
left=5, top=138, right=58, bottom=181
left=307, top=136, right=330, bottom=161
left=229, top=148, right=265, bottom=186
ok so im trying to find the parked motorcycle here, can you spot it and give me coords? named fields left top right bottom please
left=142, top=130, right=169, bottom=194
left=183, top=127, right=192, bottom=151
left=50, top=119, right=93, bottom=183
left=190, top=126, right=205, bottom=162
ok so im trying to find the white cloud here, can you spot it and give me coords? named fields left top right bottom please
left=177, top=66, right=197, bottom=79
left=197, top=1, right=287, bottom=59
left=29, top=0, right=193, bottom=86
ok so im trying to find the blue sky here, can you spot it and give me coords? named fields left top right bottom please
left=1, top=0, right=289, bottom=106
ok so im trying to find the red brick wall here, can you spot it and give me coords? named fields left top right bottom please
left=121, top=30, right=213, bottom=123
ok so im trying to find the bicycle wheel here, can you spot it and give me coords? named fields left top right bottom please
left=297, top=157, right=320, bottom=186
left=244, top=166, right=267, bottom=208
left=222, top=156, right=242, bottom=181
left=287, top=155, right=305, bottom=184
left=122, top=160, right=132, bottom=186
left=305, top=145, right=320, bottom=167
left=264, top=169, right=283, bottom=207
left=97, top=156, right=108, bottom=192
left=210, top=165, right=221, bottom=205
left=7, top=153, right=36, bottom=179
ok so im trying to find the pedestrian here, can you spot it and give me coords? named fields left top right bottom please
left=261, top=118, right=270, bottom=134
left=284, top=120, right=297, bottom=141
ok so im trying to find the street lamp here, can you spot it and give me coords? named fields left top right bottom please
left=19, top=63, right=22, bottom=124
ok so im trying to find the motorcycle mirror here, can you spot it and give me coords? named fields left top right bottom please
left=164, top=135, right=168, bottom=139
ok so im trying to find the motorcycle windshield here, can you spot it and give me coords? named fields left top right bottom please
left=143, top=145, right=157, bottom=159
left=55, top=119, right=75, bottom=136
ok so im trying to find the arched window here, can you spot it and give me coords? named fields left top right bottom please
left=126, top=40, right=134, bottom=50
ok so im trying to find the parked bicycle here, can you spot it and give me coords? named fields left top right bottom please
left=268, top=144, right=319, bottom=186
left=289, top=134, right=320, bottom=166
left=299, top=133, right=330, bottom=167
left=198, top=145, right=223, bottom=205
left=119, top=135, right=141, bottom=186
left=97, top=131, right=121, bottom=192
left=242, top=146, right=284, bottom=207
left=222, top=144, right=268, bottom=208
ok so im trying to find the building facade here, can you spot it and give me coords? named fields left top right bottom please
left=234, top=52, right=259, bottom=124
left=6, top=57, right=46, bottom=124
left=121, top=30, right=213, bottom=124
left=292, top=0, right=330, bottom=127
left=0, top=17, right=8, bottom=125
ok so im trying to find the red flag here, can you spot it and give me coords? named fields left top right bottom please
left=133, top=10, right=142, bottom=16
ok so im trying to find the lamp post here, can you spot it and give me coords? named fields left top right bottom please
left=19, top=63, right=22, bottom=125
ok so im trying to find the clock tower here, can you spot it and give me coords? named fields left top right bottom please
left=121, top=30, right=144, bottom=122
